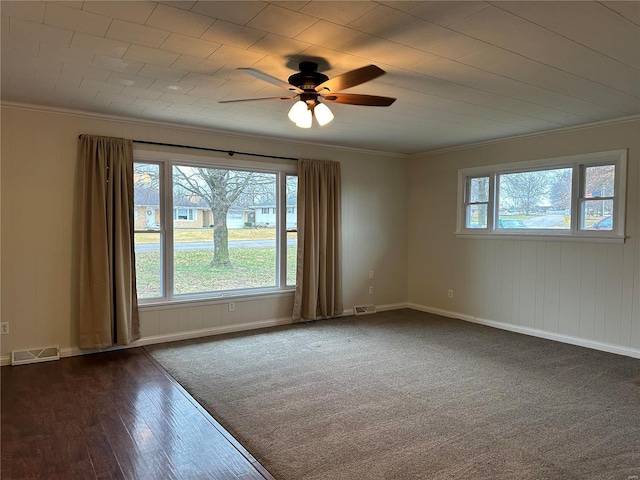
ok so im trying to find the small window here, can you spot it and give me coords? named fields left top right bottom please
left=174, top=208, right=195, bottom=221
left=456, top=150, right=626, bottom=242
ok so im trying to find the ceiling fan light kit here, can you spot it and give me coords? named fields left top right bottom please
left=221, top=61, right=396, bottom=129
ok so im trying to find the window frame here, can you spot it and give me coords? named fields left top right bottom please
left=456, top=149, right=627, bottom=243
left=134, top=148, right=298, bottom=305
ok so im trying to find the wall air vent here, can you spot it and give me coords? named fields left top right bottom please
left=354, top=304, right=377, bottom=315
left=11, top=346, right=60, bottom=366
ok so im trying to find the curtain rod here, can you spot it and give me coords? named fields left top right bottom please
left=78, top=135, right=298, bottom=162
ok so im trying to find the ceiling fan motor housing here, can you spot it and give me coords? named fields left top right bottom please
left=288, top=62, right=328, bottom=90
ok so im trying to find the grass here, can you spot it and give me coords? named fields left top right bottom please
left=135, top=246, right=297, bottom=298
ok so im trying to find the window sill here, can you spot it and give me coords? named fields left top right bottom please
left=139, top=289, right=295, bottom=311
left=454, top=232, right=625, bottom=244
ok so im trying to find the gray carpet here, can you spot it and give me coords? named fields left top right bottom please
left=146, top=309, right=640, bottom=480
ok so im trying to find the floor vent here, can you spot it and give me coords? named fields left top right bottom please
left=354, top=304, right=377, bottom=315
left=11, top=347, right=60, bottom=366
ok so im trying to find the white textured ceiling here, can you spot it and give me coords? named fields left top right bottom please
left=1, top=1, right=639, bottom=154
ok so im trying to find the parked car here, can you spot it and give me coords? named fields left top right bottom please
left=586, top=216, right=612, bottom=230
left=498, top=219, right=526, bottom=229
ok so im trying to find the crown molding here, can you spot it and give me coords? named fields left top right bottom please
left=1, top=102, right=405, bottom=159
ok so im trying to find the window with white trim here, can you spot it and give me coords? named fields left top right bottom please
left=133, top=152, right=297, bottom=302
left=456, top=149, right=626, bottom=241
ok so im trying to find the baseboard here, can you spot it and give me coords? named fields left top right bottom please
left=0, top=355, right=10, bottom=366
left=408, top=303, right=640, bottom=359
left=59, top=316, right=295, bottom=360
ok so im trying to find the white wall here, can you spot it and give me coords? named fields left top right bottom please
left=408, top=118, right=640, bottom=357
left=0, top=105, right=409, bottom=362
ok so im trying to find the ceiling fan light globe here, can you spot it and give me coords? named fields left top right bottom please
left=314, top=103, right=334, bottom=126
left=288, top=100, right=308, bottom=124
left=295, top=109, right=313, bottom=128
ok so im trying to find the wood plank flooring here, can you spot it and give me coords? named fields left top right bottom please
left=1, top=348, right=274, bottom=480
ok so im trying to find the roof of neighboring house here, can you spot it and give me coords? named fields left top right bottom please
left=135, top=187, right=252, bottom=212
left=251, top=196, right=297, bottom=208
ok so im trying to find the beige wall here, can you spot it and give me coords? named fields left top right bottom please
left=0, top=105, right=409, bottom=361
left=408, top=118, right=640, bottom=355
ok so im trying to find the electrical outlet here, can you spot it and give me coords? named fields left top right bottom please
left=448, top=289, right=454, bottom=299
left=228, top=302, right=235, bottom=312
left=369, top=270, right=374, bottom=279
left=368, top=286, right=374, bottom=295
left=0, top=322, right=8, bottom=335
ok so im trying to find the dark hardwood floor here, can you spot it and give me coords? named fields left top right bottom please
left=1, top=348, right=275, bottom=480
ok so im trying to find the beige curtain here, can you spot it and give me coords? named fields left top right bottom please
left=293, top=159, right=343, bottom=320
left=76, top=135, right=140, bottom=349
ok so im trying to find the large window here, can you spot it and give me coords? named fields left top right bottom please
left=457, top=149, right=626, bottom=241
left=134, top=152, right=297, bottom=303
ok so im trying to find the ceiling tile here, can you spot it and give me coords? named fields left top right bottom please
left=498, top=2, right=640, bottom=68
left=201, top=20, right=267, bottom=49
left=160, top=2, right=196, bottom=11
left=123, top=45, right=180, bottom=67
left=181, top=72, right=229, bottom=88
left=121, top=85, right=163, bottom=99
left=70, top=32, right=130, bottom=58
left=43, top=3, right=112, bottom=36
left=10, top=17, right=73, bottom=47
left=295, top=21, right=363, bottom=50
left=0, top=1, right=45, bottom=23
left=133, top=97, right=172, bottom=109
left=160, top=33, right=221, bottom=58
left=247, top=4, right=318, bottom=38
left=397, top=1, right=491, bottom=27
left=148, top=79, right=196, bottom=94
left=170, top=54, right=224, bottom=75
left=249, top=33, right=310, bottom=57
left=191, top=1, right=267, bottom=26
left=159, top=92, right=197, bottom=104
left=138, top=64, right=188, bottom=82
left=106, top=19, right=170, bottom=48
left=207, top=45, right=265, bottom=68
left=82, top=1, right=155, bottom=24
left=299, top=2, right=378, bottom=26
left=38, top=45, right=96, bottom=66
left=146, top=3, right=214, bottom=38
left=53, top=2, right=83, bottom=9
left=61, top=62, right=111, bottom=82
left=80, top=78, right=126, bottom=94
left=602, top=1, right=640, bottom=25
left=108, top=72, right=155, bottom=88
left=92, top=55, right=145, bottom=75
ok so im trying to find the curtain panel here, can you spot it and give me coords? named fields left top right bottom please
left=293, top=159, right=343, bottom=320
left=76, top=135, right=140, bottom=349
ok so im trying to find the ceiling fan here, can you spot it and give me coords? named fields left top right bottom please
left=219, top=61, right=396, bottom=128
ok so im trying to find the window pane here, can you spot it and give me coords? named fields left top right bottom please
left=134, top=232, right=162, bottom=298
left=582, top=200, right=613, bottom=230
left=585, top=165, right=615, bottom=198
left=134, top=163, right=160, bottom=230
left=469, top=177, right=489, bottom=203
left=467, top=204, right=487, bottom=228
left=498, top=168, right=571, bottom=230
left=286, top=175, right=298, bottom=286
left=172, top=165, right=277, bottom=295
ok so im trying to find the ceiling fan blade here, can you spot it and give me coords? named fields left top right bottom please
left=315, top=65, right=386, bottom=93
left=322, top=93, right=396, bottom=106
left=219, top=95, right=297, bottom=104
left=238, top=68, right=303, bottom=94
